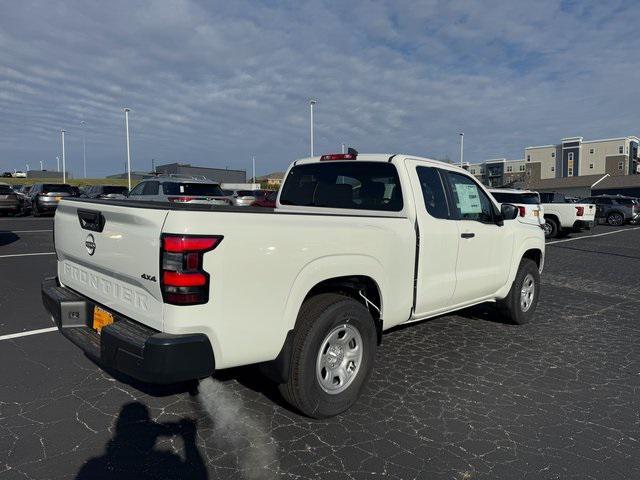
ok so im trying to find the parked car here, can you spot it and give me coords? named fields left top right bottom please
left=0, top=183, right=21, bottom=215
left=252, top=190, right=277, bottom=208
left=28, top=183, right=78, bottom=216
left=13, top=171, right=26, bottom=178
left=579, top=194, right=640, bottom=226
left=488, top=189, right=544, bottom=229
left=43, top=152, right=544, bottom=418
left=15, top=185, right=32, bottom=215
left=221, top=189, right=265, bottom=206
left=82, top=185, right=129, bottom=199
left=127, top=176, right=229, bottom=205
left=2, top=172, right=13, bottom=178
left=10, top=184, right=23, bottom=192
left=537, top=192, right=596, bottom=238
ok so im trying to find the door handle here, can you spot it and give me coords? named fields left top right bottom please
left=461, top=233, right=475, bottom=239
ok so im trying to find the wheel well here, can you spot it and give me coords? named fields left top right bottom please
left=543, top=214, right=559, bottom=224
left=523, top=249, right=542, bottom=269
left=304, top=275, right=383, bottom=344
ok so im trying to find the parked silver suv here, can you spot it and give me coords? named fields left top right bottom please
left=127, top=176, right=230, bottom=205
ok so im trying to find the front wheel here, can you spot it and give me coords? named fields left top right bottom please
left=279, top=293, right=377, bottom=418
left=497, top=258, right=540, bottom=325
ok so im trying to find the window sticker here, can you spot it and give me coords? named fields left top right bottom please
left=454, top=184, right=482, bottom=214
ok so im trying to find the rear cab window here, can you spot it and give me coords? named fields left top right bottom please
left=492, top=192, right=540, bottom=204
left=280, top=161, right=403, bottom=212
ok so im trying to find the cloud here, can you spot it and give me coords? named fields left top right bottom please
left=0, top=0, right=639, bottom=176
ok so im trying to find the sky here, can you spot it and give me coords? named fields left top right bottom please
left=1, top=0, right=639, bottom=178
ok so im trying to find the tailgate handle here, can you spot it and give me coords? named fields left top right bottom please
left=77, top=209, right=105, bottom=232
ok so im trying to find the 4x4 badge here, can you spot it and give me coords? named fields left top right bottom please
left=141, top=273, right=157, bottom=282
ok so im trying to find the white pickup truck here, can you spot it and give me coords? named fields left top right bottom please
left=538, top=192, right=596, bottom=238
left=42, top=153, right=545, bottom=418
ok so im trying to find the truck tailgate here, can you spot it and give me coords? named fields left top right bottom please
left=54, top=200, right=168, bottom=331
left=577, top=203, right=596, bottom=222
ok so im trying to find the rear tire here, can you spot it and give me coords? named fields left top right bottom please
left=607, top=212, right=624, bottom=226
left=279, top=293, right=377, bottom=418
left=543, top=217, right=558, bottom=238
left=497, top=258, right=540, bottom=325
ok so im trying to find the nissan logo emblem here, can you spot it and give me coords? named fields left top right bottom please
left=85, top=234, right=96, bottom=256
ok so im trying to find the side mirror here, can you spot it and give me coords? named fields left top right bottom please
left=500, top=203, right=519, bottom=221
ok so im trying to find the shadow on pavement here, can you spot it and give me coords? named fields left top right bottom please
left=0, top=231, right=19, bottom=247
left=76, top=402, right=208, bottom=480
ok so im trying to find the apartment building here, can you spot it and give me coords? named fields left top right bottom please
left=524, top=136, right=639, bottom=181
left=469, top=158, right=526, bottom=187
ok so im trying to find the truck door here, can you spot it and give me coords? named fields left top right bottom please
left=405, top=162, right=459, bottom=316
left=442, top=171, right=513, bottom=303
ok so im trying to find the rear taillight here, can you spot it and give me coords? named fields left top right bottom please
left=575, top=206, right=584, bottom=216
left=518, top=206, right=526, bottom=217
left=167, top=196, right=195, bottom=203
left=160, top=234, right=223, bottom=305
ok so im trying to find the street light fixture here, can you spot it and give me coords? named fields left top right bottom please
left=309, top=100, right=317, bottom=157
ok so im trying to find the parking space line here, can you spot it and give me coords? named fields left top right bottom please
left=0, top=252, right=55, bottom=258
left=0, top=229, right=53, bottom=233
left=0, top=327, right=57, bottom=341
left=548, top=227, right=640, bottom=245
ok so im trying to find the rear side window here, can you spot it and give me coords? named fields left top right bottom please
left=142, top=181, right=159, bottom=195
left=492, top=192, right=540, bottom=204
left=42, top=184, right=74, bottom=193
left=280, top=161, right=403, bottom=211
left=162, top=182, right=223, bottom=196
left=445, top=172, right=494, bottom=223
left=416, top=167, right=449, bottom=219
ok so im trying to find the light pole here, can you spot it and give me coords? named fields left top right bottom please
left=252, top=156, right=256, bottom=185
left=81, top=120, right=87, bottom=178
left=56, top=156, right=60, bottom=172
left=61, top=129, right=66, bottom=183
left=459, top=132, right=464, bottom=167
left=309, top=99, right=317, bottom=157
left=124, top=108, right=132, bottom=190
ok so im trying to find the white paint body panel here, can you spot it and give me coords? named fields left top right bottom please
left=53, top=154, right=545, bottom=371
left=542, top=202, right=595, bottom=228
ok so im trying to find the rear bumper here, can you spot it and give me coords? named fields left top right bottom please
left=0, top=204, right=19, bottom=211
left=573, top=220, right=594, bottom=230
left=41, top=277, right=215, bottom=384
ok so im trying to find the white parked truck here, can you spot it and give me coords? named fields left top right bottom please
left=537, top=192, right=596, bottom=238
left=42, top=153, right=545, bottom=418
left=488, top=188, right=545, bottom=229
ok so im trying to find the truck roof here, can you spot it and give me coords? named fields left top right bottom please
left=487, top=188, right=537, bottom=194
left=292, top=153, right=470, bottom=172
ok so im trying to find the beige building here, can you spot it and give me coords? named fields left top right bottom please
left=524, top=136, right=639, bottom=181
left=469, top=158, right=527, bottom=187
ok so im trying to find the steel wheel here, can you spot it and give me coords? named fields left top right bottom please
left=542, top=222, right=552, bottom=237
left=520, top=273, right=535, bottom=312
left=316, top=324, right=363, bottom=395
left=607, top=213, right=624, bottom=226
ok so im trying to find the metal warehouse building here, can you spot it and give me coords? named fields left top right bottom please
left=154, top=163, right=246, bottom=183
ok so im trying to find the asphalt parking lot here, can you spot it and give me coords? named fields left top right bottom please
left=1, top=217, right=639, bottom=480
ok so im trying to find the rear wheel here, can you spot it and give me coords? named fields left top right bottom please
left=542, top=217, right=558, bottom=238
left=497, top=258, right=540, bottom=325
left=279, top=293, right=377, bottom=418
left=607, top=212, right=624, bottom=226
